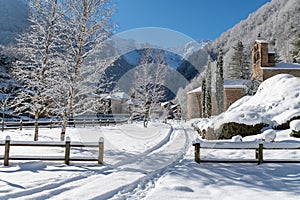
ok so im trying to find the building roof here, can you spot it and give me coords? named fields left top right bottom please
left=187, top=87, right=202, bottom=94
left=255, top=39, right=269, bottom=44
left=224, top=79, right=251, bottom=89
left=261, top=62, right=300, bottom=70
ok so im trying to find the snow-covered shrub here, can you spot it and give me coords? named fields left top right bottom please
left=290, top=120, right=300, bottom=138
left=231, top=135, right=243, bottom=142
left=262, top=129, right=276, bottom=142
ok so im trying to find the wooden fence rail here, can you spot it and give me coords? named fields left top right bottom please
left=1, top=119, right=128, bottom=131
left=193, top=141, right=300, bottom=165
left=0, top=136, right=104, bottom=166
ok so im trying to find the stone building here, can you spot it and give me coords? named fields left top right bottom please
left=187, top=38, right=300, bottom=119
left=252, top=39, right=300, bottom=81
left=187, top=80, right=249, bottom=119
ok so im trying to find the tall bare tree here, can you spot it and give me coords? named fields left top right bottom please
left=132, top=48, right=167, bottom=127
left=12, top=0, right=63, bottom=141
left=57, top=0, right=115, bottom=140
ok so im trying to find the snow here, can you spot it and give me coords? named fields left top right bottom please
left=290, top=120, right=300, bottom=132
left=261, top=129, right=276, bottom=142
left=0, top=122, right=300, bottom=199
left=223, top=79, right=250, bottom=89
left=262, top=62, right=300, bottom=69
left=208, top=74, right=300, bottom=129
left=255, top=39, right=269, bottom=44
left=187, top=86, right=202, bottom=94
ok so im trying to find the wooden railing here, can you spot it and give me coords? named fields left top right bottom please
left=193, top=141, right=300, bottom=165
left=0, top=136, right=104, bottom=166
left=1, top=118, right=128, bottom=131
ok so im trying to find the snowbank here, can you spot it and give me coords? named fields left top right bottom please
left=209, top=74, right=300, bottom=130
left=290, top=120, right=300, bottom=132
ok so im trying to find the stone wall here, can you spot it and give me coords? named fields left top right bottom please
left=187, top=92, right=202, bottom=119
left=263, top=68, right=300, bottom=80
left=224, top=88, right=245, bottom=109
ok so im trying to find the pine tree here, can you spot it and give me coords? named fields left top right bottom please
left=201, top=79, right=206, bottom=118
left=290, top=34, right=300, bottom=63
left=205, top=56, right=212, bottom=118
left=216, top=48, right=224, bottom=114
left=228, top=41, right=250, bottom=79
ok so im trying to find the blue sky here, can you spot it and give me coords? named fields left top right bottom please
left=113, top=0, right=272, bottom=41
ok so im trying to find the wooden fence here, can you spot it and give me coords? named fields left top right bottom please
left=1, top=118, right=128, bottom=131
left=0, top=136, right=104, bottom=166
left=193, top=141, right=300, bottom=165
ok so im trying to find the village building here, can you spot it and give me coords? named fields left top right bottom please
left=187, top=80, right=249, bottom=119
left=187, top=38, right=300, bottom=119
left=251, top=39, right=300, bottom=81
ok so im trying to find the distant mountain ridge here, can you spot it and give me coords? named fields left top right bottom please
left=0, top=0, right=28, bottom=45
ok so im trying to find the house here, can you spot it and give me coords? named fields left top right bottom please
left=187, top=80, right=249, bottom=119
left=251, top=39, right=300, bottom=81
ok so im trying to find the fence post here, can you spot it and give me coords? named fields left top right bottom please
left=1, top=120, right=4, bottom=132
left=258, top=143, right=263, bottom=165
left=83, top=119, right=86, bottom=128
left=50, top=120, right=53, bottom=129
left=4, top=136, right=11, bottom=166
left=98, top=137, right=104, bottom=164
left=19, top=120, right=22, bottom=131
left=65, top=136, right=71, bottom=165
left=192, top=142, right=201, bottom=163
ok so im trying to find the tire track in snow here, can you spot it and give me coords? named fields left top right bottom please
left=91, top=123, right=192, bottom=200
left=0, top=170, right=97, bottom=200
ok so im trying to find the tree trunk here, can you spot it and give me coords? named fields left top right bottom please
left=34, top=112, right=39, bottom=141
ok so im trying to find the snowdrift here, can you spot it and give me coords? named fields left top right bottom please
left=203, top=74, right=300, bottom=138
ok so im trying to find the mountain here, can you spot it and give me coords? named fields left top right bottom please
left=97, top=38, right=210, bottom=100
left=177, top=0, right=300, bottom=116
left=207, top=0, right=300, bottom=76
left=0, top=0, right=28, bottom=45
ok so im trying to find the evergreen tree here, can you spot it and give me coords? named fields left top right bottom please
left=228, top=41, right=250, bottom=79
left=201, top=79, right=206, bottom=118
left=204, top=56, right=212, bottom=118
left=216, top=48, right=224, bottom=114
left=290, top=34, right=300, bottom=63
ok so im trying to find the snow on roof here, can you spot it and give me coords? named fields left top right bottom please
left=106, top=95, right=121, bottom=101
left=113, top=92, right=130, bottom=99
left=161, top=102, right=170, bottom=107
left=224, top=79, right=251, bottom=89
left=262, top=62, right=300, bottom=70
left=187, top=87, right=202, bottom=94
left=208, top=74, right=300, bottom=129
left=123, top=99, right=142, bottom=106
left=255, top=39, right=269, bottom=44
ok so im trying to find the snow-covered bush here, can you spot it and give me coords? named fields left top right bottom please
left=231, top=135, right=242, bottom=142
left=290, top=120, right=300, bottom=138
left=261, top=129, right=276, bottom=142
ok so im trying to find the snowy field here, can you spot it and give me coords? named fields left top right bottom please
left=0, top=121, right=300, bottom=200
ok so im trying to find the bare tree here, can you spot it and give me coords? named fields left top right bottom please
left=56, top=0, right=115, bottom=140
left=11, top=0, right=63, bottom=141
left=131, top=48, right=167, bottom=127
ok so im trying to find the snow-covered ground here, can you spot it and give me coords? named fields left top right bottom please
left=1, top=121, right=300, bottom=200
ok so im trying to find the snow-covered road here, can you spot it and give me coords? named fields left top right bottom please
left=0, top=122, right=195, bottom=199
left=1, top=122, right=300, bottom=200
